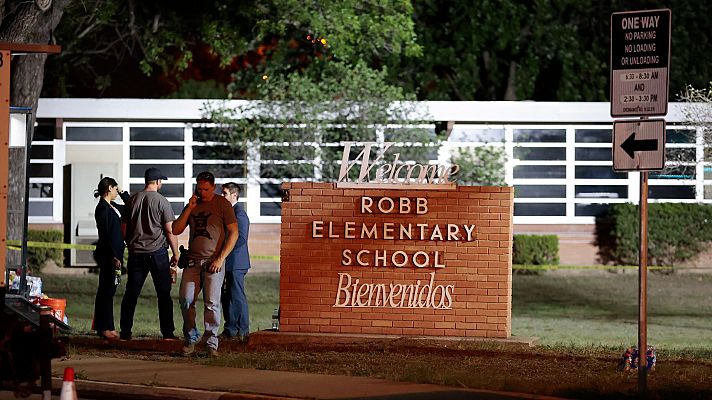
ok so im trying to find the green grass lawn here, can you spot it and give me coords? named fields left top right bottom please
left=41, top=270, right=712, bottom=353
left=513, top=273, right=712, bottom=350
left=40, top=271, right=278, bottom=338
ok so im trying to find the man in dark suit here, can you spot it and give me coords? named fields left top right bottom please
left=219, top=182, right=251, bottom=341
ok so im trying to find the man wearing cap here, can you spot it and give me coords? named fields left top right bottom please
left=120, top=167, right=179, bottom=340
left=173, top=171, right=238, bottom=357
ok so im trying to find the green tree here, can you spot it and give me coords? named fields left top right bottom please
left=393, top=0, right=712, bottom=101
left=392, top=0, right=610, bottom=100
left=43, top=0, right=423, bottom=98
left=451, top=146, right=506, bottom=186
left=43, top=0, right=255, bottom=97
left=42, top=1, right=712, bottom=102
left=206, top=1, right=439, bottom=182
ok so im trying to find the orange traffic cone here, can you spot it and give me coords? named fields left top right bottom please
left=59, top=367, right=78, bottom=400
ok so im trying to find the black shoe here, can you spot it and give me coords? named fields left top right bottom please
left=237, top=335, right=250, bottom=344
left=219, top=331, right=237, bottom=340
left=162, top=334, right=179, bottom=341
left=119, top=332, right=132, bottom=341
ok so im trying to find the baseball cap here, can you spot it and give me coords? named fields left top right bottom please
left=145, top=167, right=168, bottom=182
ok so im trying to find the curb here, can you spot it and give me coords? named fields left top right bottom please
left=50, top=378, right=295, bottom=400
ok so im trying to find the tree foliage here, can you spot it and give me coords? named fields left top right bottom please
left=678, top=82, right=712, bottom=142
left=44, top=0, right=253, bottom=96
left=208, top=61, right=437, bottom=181
left=200, top=0, right=443, bottom=183
left=388, top=0, right=610, bottom=100
left=41, top=0, right=712, bottom=102
left=450, top=146, right=506, bottom=186
left=389, top=0, right=712, bottom=101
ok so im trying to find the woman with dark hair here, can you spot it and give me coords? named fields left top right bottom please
left=93, top=176, right=129, bottom=340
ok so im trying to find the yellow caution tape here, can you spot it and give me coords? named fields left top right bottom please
left=7, top=240, right=96, bottom=251
left=6, top=241, right=281, bottom=261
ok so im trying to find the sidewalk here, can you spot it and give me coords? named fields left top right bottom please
left=49, top=355, right=563, bottom=400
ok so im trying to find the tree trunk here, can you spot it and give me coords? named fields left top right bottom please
left=1, top=0, right=71, bottom=271
left=503, top=61, right=518, bottom=101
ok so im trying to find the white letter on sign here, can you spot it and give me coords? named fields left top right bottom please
left=334, top=273, right=352, bottom=306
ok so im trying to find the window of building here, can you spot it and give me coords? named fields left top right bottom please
left=513, top=129, right=566, bottom=142
left=30, top=145, right=53, bottom=159
left=130, top=164, right=184, bottom=178
left=514, top=203, right=566, bottom=216
left=575, top=166, right=627, bottom=180
left=192, top=163, right=246, bottom=179
left=514, top=147, right=566, bottom=161
left=514, top=165, right=566, bottom=179
left=130, top=146, right=184, bottom=160
left=575, top=185, right=627, bottom=199
left=575, top=129, right=612, bottom=143
left=575, top=148, right=611, bottom=161
left=514, top=185, right=566, bottom=198
left=649, top=185, right=696, bottom=199
left=130, top=127, right=184, bottom=141
left=29, top=183, right=53, bottom=198
left=575, top=203, right=613, bottom=217
left=66, top=127, right=122, bottom=141
left=260, top=202, right=282, bottom=216
left=29, top=201, right=53, bottom=216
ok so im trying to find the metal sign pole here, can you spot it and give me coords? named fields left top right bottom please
left=638, top=169, right=648, bottom=394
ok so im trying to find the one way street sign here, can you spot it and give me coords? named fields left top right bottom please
left=613, top=119, right=666, bottom=171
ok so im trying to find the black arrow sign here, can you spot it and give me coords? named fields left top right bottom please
left=621, top=132, right=658, bottom=159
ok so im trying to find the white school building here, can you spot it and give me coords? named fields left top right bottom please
left=31, top=99, right=709, bottom=265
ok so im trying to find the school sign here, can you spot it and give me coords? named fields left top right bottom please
left=279, top=143, right=513, bottom=338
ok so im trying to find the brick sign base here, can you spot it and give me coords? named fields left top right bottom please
left=279, top=183, right=513, bottom=338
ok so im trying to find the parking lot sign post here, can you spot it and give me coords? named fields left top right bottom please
left=610, top=9, right=671, bottom=117
left=611, top=8, right=670, bottom=395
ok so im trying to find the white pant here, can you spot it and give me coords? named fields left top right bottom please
left=179, top=263, right=225, bottom=350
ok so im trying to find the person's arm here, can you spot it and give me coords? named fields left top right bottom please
left=164, top=221, right=179, bottom=267
left=120, top=196, right=131, bottom=240
left=236, top=210, right=249, bottom=249
left=208, top=222, right=238, bottom=273
left=172, top=194, right=197, bottom=235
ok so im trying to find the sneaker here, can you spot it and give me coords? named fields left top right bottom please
left=208, top=348, right=219, bottom=357
left=181, top=343, right=196, bottom=356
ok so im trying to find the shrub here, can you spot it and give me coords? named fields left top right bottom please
left=595, top=203, right=712, bottom=267
left=513, top=234, right=560, bottom=266
left=27, top=229, right=64, bottom=273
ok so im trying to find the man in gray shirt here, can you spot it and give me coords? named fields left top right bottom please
left=120, top=167, right=179, bottom=340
